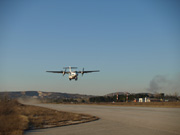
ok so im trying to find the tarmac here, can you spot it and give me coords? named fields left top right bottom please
left=24, top=104, right=180, bottom=135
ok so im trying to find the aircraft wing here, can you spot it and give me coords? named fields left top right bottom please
left=78, top=70, right=100, bottom=73
left=46, top=71, right=70, bottom=74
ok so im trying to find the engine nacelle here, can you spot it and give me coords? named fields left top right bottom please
left=81, top=71, right=84, bottom=75
left=81, top=68, right=84, bottom=76
left=63, top=72, right=65, bottom=76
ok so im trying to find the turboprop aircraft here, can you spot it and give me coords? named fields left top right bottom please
left=46, top=66, right=100, bottom=81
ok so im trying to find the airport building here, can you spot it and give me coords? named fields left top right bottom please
left=138, top=97, right=151, bottom=102
left=136, top=97, right=163, bottom=102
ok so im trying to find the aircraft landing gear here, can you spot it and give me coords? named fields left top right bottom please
left=69, top=78, right=71, bottom=81
left=75, top=77, right=78, bottom=81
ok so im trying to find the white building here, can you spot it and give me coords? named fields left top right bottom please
left=139, top=97, right=151, bottom=102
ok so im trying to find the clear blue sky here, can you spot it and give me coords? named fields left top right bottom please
left=0, top=0, right=180, bottom=95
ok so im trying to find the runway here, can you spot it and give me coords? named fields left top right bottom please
left=25, top=104, right=180, bottom=135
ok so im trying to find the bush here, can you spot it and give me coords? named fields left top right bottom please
left=0, top=98, right=28, bottom=135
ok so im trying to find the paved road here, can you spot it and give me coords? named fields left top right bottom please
left=24, top=104, right=180, bottom=135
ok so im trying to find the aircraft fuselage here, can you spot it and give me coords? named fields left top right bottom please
left=69, top=71, right=78, bottom=80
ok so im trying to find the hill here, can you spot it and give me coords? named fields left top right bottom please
left=0, top=91, right=93, bottom=101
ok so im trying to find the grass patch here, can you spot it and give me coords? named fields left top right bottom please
left=0, top=98, right=99, bottom=135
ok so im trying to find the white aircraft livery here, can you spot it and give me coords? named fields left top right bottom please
left=46, top=66, right=100, bottom=81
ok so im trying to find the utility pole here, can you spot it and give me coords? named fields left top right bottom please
left=116, top=93, right=118, bottom=102
left=126, top=93, right=128, bottom=103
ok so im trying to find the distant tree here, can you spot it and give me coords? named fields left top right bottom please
left=119, top=95, right=126, bottom=102
left=164, top=93, right=179, bottom=102
left=89, top=96, right=114, bottom=102
left=128, top=95, right=135, bottom=101
left=135, top=93, right=149, bottom=98
left=81, top=99, right=85, bottom=103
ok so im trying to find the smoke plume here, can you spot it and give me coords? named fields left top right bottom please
left=147, top=75, right=169, bottom=93
left=147, top=74, right=180, bottom=94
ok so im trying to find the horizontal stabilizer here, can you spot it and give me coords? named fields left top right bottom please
left=63, top=67, right=77, bottom=69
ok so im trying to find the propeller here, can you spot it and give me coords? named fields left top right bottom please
left=81, top=68, right=84, bottom=76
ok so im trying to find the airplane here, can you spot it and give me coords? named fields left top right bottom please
left=46, top=66, right=100, bottom=81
